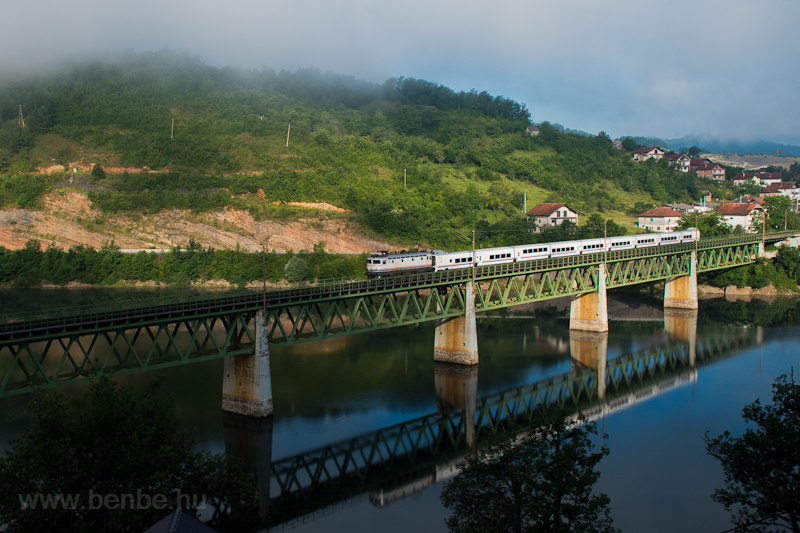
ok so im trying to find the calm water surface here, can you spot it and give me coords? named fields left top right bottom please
left=1, top=290, right=798, bottom=532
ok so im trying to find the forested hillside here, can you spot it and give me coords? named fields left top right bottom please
left=0, top=50, right=708, bottom=251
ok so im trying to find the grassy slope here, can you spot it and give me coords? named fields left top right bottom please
left=0, top=53, right=723, bottom=250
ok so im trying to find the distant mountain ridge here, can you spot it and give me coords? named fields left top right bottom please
left=628, top=135, right=800, bottom=156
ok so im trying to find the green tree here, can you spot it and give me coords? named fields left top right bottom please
left=0, top=379, right=257, bottom=532
left=763, top=195, right=796, bottom=230
left=676, top=211, right=732, bottom=237
left=582, top=214, right=628, bottom=239
left=284, top=256, right=308, bottom=282
left=621, top=137, right=637, bottom=151
left=441, top=406, right=618, bottom=533
left=704, top=373, right=800, bottom=533
left=90, top=164, right=106, bottom=183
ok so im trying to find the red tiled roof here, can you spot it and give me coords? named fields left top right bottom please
left=733, top=195, right=762, bottom=204
left=733, top=172, right=757, bottom=180
left=632, top=146, right=664, bottom=155
left=757, top=172, right=782, bottom=180
left=526, top=203, right=575, bottom=216
left=636, top=207, right=684, bottom=217
left=717, top=203, right=763, bottom=215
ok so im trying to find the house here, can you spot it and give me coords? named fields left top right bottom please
left=631, top=146, right=665, bottom=162
left=665, top=202, right=696, bottom=214
left=716, top=203, right=764, bottom=233
left=690, top=158, right=713, bottom=168
left=526, top=126, right=541, bottom=137
left=665, top=154, right=691, bottom=173
left=636, top=206, right=684, bottom=232
left=731, top=172, right=759, bottom=187
left=612, top=139, right=624, bottom=150
left=756, top=172, right=783, bottom=187
left=731, top=194, right=762, bottom=205
left=760, top=182, right=800, bottom=202
left=666, top=202, right=713, bottom=214
left=526, top=203, right=579, bottom=232
left=693, top=161, right=726, bottom=181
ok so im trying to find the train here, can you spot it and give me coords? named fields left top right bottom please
left=366, top=228, right=700, bottom=278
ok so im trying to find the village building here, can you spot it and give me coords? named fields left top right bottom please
left=716, top=203, right=764, bottom=233
left=525, top=203, right=579, bottom=232
left=757, top=172, right=783, bottom=187
left=760, top=182, right=800, bottom=203
left=636, top=206, right=684, bottom=232
left=692, top=161, right=726, bottom=181
left=525, top=125, right=541, bottom=136
left=665, top=154, right=691, bottom=173
left=631, top=146, right=665, bottom=162
left=731, top=194, right=763, bottom=205
left=666, top=201, right=714, bottom=214
left=731, top=172, right=759, bottom=187
left=689, top=158, right=713, bottom=168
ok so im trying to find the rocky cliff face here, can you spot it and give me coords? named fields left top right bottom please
left=0, top=192, right=393, bottom=253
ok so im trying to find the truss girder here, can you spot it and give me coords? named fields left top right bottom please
left=0, top=237, right=775, bottom=396
left=0, top=314, right=256, bottom=395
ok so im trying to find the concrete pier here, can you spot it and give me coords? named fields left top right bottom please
left=664, top=308, right=698, bottom=366
left=569, top=264, right=609, bottom=332
left=222, top=310, right=273, bottom=418
left=223, top=413, right=273, bottom=521
left=664, top=251, right=698, bottom=310
left=434, top=283, right=478, bottom=365
left=434, top=363, right=478, bottom=448
left=569, top=330, right=608, bottom=400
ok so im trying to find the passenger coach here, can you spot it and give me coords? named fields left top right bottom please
left=366, top=228, right=699, bottom=278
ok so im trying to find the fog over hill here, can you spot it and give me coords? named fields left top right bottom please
left=628, top=135, right=800, bottom=157
left=1, top=0, right=798, bottom=147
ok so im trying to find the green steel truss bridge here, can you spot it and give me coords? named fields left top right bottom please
left=0, top=232, right=791, bottom=396
left=263, top=328, right=757, bottom=528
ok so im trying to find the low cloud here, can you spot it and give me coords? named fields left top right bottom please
left=3, top=0, right=799, bottom=144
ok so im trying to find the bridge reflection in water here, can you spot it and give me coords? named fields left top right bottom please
left=222, top=312, right=758, bottom=529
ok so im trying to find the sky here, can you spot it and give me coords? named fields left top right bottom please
left=3, top=0, right=799, bottom=146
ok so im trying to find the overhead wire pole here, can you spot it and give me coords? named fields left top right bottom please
left=253, top=245, right=267, bottom=315
left=261, top=243, right=267, bottom=314
left=472, top=229, right=476, bottom=284
left=454, top=229, right=477, bottom=285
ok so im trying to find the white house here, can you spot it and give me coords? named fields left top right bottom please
left=665, top=154, right=691, bottom=173
left=631, top=146, right=665, bottom=162
left=636, top=206, right=684, bottom=232
left=716, top=203, right=764, bottom=233
left=731, top=173, right=759, bottom=187
left=761, top=182, right=800, bottom=203
left=526, top=203, right=579, bottom=232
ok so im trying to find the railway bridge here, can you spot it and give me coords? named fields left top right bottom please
left=0, top=232, right=795, bottom=413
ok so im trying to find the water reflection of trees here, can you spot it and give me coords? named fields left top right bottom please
left=701, top=297, right=800, bottom=327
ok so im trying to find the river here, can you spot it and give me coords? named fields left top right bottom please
left=1, top=289, right=798, bottom=532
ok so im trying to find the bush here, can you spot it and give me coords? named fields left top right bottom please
left=284, top=256, right=308, bottom=282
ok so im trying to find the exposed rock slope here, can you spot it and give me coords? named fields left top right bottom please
left=0, top=192, right=392, bottom=253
